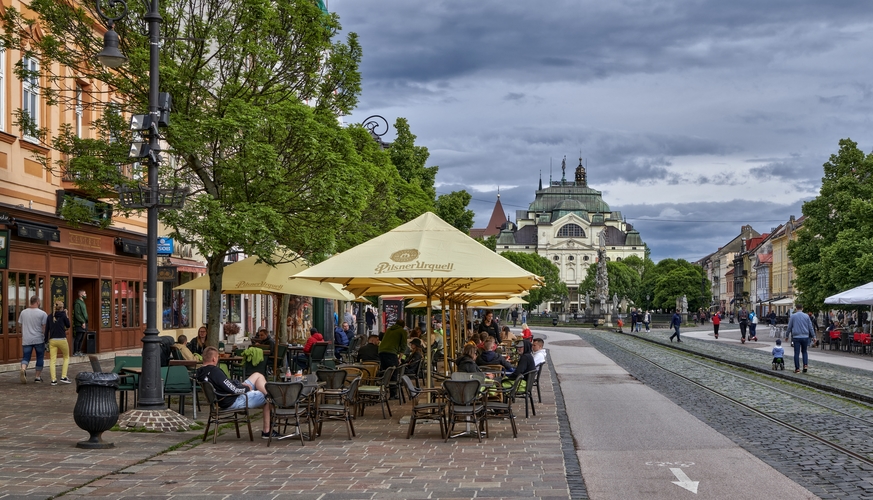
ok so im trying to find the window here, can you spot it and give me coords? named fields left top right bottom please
left=21, top=57, right=39, bottom=141
left=0, top=45, right=5, bottom=131
left=583, top=256, right=589, bottom=261
left=163, top=273, right=193, bottom=329
left=553, top=255, right=559, bottom=261
left=75, top=84, right=83, bottom=138
left=557, top=224, right=585, bottom=238
left=616, top=257, right=622, bottom=261
left=568, top=256, right=575, bottom=261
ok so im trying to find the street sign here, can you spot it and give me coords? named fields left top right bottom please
left=157, top=237, right=174, bottom=255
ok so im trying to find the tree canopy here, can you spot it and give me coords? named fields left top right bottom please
left=789, top=138, right=873, bottom=309
left=498, top=251, right=568, bottom=311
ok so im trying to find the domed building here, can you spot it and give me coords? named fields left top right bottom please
left=483, top=157, right=646, bottom=313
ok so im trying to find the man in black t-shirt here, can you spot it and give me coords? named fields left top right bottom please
left=357, top=335, right=380, bottom=362
left=196, top=346, right=278, bottom=439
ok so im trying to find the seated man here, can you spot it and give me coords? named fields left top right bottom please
left=174, top=335, right=197, bottom=361
left=531, top=338, right=547, bottom=367
left=195, top=346, right=279, bottom=439
left=357, top=335, right=380, bottom=362
left=294, top=327, right=324, bottom=371
left=252, top=328, right=276, bottom=373
left=334, top=322, right=350, bottom=358
left=475, top=337, right=513, bottom=373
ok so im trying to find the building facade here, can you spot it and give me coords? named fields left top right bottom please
left=491, top=158, right=645, bottom=312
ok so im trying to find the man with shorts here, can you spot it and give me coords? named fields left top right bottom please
left=196, top=346, right=279, bottom=439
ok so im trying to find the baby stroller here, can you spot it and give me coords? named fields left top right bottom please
left=772, top=357, right=785, bottom=370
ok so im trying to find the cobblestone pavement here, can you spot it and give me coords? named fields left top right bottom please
left=0, top=357, right=572, bottom=499
left=574, top=328, right=873, bottom=500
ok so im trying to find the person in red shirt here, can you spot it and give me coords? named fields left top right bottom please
left=521, top=323, right=532, bottom=340
left=294, top=327, right=324, bottom=371
left=712, top=311, right=721, bottom=339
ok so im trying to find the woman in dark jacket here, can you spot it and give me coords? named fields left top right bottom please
left=45, top=300, right=72, bottom=385
left=508, top=339, right=535, bottom=380
left=455, top=344, right=481, bottom=373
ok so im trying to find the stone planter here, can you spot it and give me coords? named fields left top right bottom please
left=73, top=372, right=120, bottom=449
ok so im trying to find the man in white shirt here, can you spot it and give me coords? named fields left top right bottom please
left=531, top=338, right=547, bottom=367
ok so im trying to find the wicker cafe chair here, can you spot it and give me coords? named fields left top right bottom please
left=401, top=375, right=446, bottom=439
left=359, top=361, right=380, bottom=384
left=264, top=381, right=309, bottom=447
left=358, top=366, right=395, bottom=419
left=442, top=379, right=488, bottom=443
left=486, top=375, right=523, bottom=438
left=199, top=381, right=254, bottom=444
left=316, top=369, right=348, bottom=405
left=315, top=377, right=361, bottom=440
left=338, top=366, right=365, bottom=386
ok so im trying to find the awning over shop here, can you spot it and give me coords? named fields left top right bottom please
left=115, top=237, right=147, bottom=256
left=14, top=219, right=60, bottom=242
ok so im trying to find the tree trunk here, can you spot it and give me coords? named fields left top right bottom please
left=206, top=255, right=225, bottom=347
left=278, top=294, right=289, bottom=344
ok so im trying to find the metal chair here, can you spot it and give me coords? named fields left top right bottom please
left=358, top=366, right=395, bottom=419
left=442, top=379, right=487, bottom=443
left=199, top=381, right=254, bottom=444
left=315, top=377, right=361, bottom=440
left=515, top=370, right=537, bottom=418
left=264, top=381, right=309, bottom=447
left=163, top=365, right=198, bottom=419
left=307, top=342, right=333, bottom=373
left=111, top=355, right=141, bottom=411
left=486, top=375, right=523, bottom=438
left=401, top=375, right=446, bottom=439
left=531, top=362, right=545, bottom=403
left=387, top=363, right=407, bottom=405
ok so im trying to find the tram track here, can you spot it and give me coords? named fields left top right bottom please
left=580, top=329, right=873, bottom=469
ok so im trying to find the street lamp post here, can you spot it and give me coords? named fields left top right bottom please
left=96, top=0, right=187, bottom=424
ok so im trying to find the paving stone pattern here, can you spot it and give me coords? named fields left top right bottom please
left=577, top=329, right=873, bottom=500
left=1, top=358, right=572, bottom=499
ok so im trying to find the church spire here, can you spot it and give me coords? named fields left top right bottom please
left=575, top=156, right=587, bottom=187
left=538, top=170, right=542, bottom=190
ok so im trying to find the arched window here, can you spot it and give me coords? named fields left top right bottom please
left=568, top=256, right=575, bottom=261
left=557, top=223, right=585, bottom=238
left=553, top=255, right=560, bottom=261
left=583, top=255, right=589, bottom=261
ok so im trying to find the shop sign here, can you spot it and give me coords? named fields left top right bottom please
left=157, top=237, right=174, bottom=255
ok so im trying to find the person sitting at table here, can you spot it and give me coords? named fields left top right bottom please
left=405, top=338, right=424, bottom=376
left=252, top=328, right=276, bottom=372
left=531, top=338, right=547, bottom=367
left=357, top=335, right=380, bottom=362
left=521, top=323, right=533, bottom=341
left=475, top=334, right=487, bottom=352
left=174, top=335, right=197, bottom=361
left=500, top=325, right=517, bottom=342
left=334, top=322, right=350, bottom=358
left=294, top=327, right=324, bottom=371
left=196, top=346, right=279, bottom=439
left=507, top=339, right=535, bottom=381
left=455, top=344, right=481, bottom=373
left=465, top=333, right=479, bottom=348
left=476, top=337, right=513, bottom=373
left=188, top=325, right=208, bottom=356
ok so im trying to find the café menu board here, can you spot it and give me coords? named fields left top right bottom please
left=101, top=280, right=112, bottom=327
left=383, top=300, right=404, bottom=329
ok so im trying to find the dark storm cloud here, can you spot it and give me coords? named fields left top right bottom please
left=334, top=0, right=869, bottom=89
left=621, top=198, right=810, bottom=262
left=748, top=154, right=823, bottom=188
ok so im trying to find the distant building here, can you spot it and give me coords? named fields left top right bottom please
left=485, top=157, right=645, bottom=313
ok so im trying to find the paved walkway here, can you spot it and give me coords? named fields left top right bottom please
left=0, top=356, right=571, bottom=499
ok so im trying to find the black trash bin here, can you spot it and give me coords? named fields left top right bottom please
left=73, top=372, right=119, bottom=449
left=85, top=330, right=97, bottom=354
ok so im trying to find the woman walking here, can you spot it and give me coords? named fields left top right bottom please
left=46, top=300, right=72, bottom=385
left=712, top=310, right=720, bottom=339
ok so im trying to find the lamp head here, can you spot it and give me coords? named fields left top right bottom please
left=95, top=25, right=128, bottom=68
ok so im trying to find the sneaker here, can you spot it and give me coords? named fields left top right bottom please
left=714, top=333, right=718, bottom=339
left=261, top=430, right=283, bottom=440
left=51, top=380, right=58, bottom=386
left=34, top=377, right=42, bottom=383
left=20, top=368, right=26, bottom=384
left=59, top=377, right=71, bottom=384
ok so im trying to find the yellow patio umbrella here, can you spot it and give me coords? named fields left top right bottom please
left=174, top=255, right=354, bottom=300
left=295, top=212, right=543, bottom=388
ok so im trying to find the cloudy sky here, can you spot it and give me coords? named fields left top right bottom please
left=330, top=0, right=873, bottom=262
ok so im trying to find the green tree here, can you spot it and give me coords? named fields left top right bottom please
left=648, top=259, right=708, bottom=311
left=476, top=235, right=497, bottom=252
left=498, top=251, right=568, bottom=311
left=579, top=260, right=641, bottom=309
left=3, top=0, right=369, bottom=345
left=435, top=190, right=475, bottom=233
left=789, top=138, right=873, bottom=309
left=389, top=118, right=437, bottom=221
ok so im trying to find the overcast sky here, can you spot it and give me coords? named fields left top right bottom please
left=330, top=0, right=873, bottom=263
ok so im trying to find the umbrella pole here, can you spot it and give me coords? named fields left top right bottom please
left=426, top=294, right=433, bottom=391
left=441, top=302, right=449, bottom=376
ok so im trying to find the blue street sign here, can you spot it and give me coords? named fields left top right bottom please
left=157, top=237, right=174, bottom=255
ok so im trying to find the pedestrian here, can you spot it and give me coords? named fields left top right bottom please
left=669, top=310, right=682, bottom=342
left=748, top=311, right=758, bottom=341
left=643, top=310, right=651, bottom=332
left=738, top=307, right=749, bottom=343
left=771, top=339, right=784, bottom=370
left=72, top=290, right=89, bottom=356
left=768, top=310, right=777, bottom=326
left=511, top=307, right=519, bottom=327
left=365, top=306, right=376, bottom=334
left=19, top=296, right=48, bottom=384
left=630, top=308, right=638, bottom=332
left=45, top=300, right=72, bottom=385
left=712, top=309, right=720, bottom=339
left=787, top=304, right=816, bottom=373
